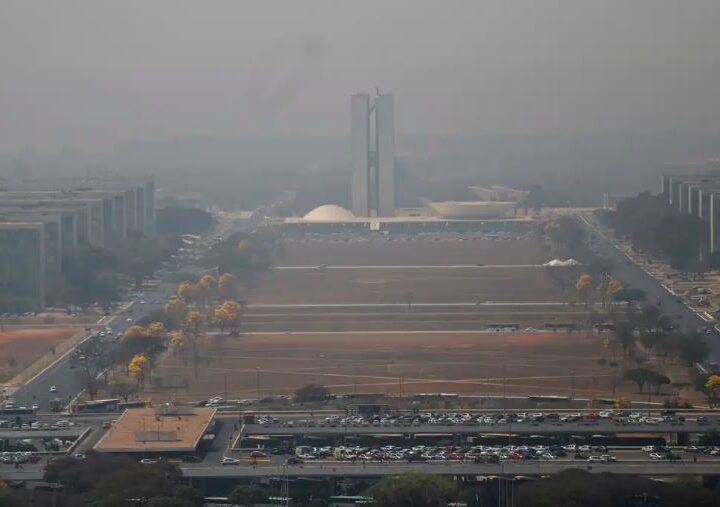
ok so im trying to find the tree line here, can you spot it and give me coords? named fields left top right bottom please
left=598, top=191, right=706, bottom=270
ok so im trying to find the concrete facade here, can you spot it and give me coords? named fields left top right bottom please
left=350, top=92, right=395, bottom=217
left=0, top=178, right=156, bottom=311
left=376, top=93, right=395, bottom=217
left=663, top=175, right=720, bottom=257
left=351, top=94, right=371, bottom=217
left=0, top=223, right=46, bottom=310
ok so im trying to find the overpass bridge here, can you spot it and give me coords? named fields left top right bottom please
left=241, top=420, right=715, bottom=437
left=181, top=460, right=720, bottom=479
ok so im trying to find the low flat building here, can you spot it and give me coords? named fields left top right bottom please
left=94, top=406, right=216, bottom=455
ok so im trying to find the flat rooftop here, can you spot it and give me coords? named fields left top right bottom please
left=94, top=406, right=216, bottom=453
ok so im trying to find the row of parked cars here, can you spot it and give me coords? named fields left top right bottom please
left=0, top=451, right=40, bottom=465
left=0, top=419, right=79, bottom=431
left=291, top=444, right=618, bottom=464
left=255, top=411, right=706, bottom=429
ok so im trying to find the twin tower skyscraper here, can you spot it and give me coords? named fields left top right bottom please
left=351, top=92, right=395, bottom=217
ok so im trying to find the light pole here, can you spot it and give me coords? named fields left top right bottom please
left=256, top=367, right=260, bottom=401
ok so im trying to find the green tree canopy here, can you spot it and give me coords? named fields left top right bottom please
left=227, top=485, right=269, bottom=507
left=367, top=474, right=459, bottom=507
left=294, top=383, right=331, bottom=403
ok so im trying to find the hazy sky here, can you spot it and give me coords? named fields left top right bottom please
left=1, top=0, right=719, bottom=151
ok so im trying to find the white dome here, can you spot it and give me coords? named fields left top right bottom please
left=303, top=204, right=356, bottom=222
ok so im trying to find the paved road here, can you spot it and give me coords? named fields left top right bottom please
left=578, top=215, right=720, bottom=356
left=180, top=460, right=720, bottom=478
left=241, top=419, right=717, bottom=437
left=10, top=282, right=177, bottom=411
left=3, top=457, right=719, bottom=482
left=0, top=428, right=85, bottom=439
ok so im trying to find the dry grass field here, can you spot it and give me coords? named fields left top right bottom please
left=251, top=266, right=564, bottom=305
left=145, top=330, right=692, bottom=403
left=277, top=236, right=550, bottom=266
left=0, top=328, right=77, bottom=382
left=140, top=234, right=697, bottom=404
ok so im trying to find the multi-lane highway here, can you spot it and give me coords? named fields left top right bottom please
left=179, top=460, right=720, bottom=478
left=4, top=458, right=720, bottom=483
left=578, top=215, right=718, bottom=346
left=241, top=419, right=716, bottom=436
left=9, top=284, right=177, bottom=412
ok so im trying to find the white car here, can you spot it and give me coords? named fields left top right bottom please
left=649, top=453, right=665, bottom=460
left=222, top=457, right=240, bottom=465
left=587, top=456, right=604, bottom=463
left=140, top=458, right=158, bottom=464
left=49, top=385, right=58, bottom=393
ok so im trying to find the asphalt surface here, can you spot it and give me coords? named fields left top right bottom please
left=4, top=459, right=720, bottom=482
left=240, top=419, right=718, bottom=437
left=179, top=460, right=720, bottom=478
left=578, top=215, right=720, bottom=356
left=10, top=281, right=177, bottom=411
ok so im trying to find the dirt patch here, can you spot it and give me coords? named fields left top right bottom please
left=251, top=267, right=563, bottom=305
left=143, top=331, right=689, bottom=403
left=0, top=328, right=77, bottom=382
left=278, top=237, right=549, bottom=266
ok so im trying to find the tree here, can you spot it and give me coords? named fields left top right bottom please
left=651, top=372, right=671, bottom=394
left=705, top=375, right=720, bottom=407
left=125, top=325, right=148, bottom=340
left=678, top=334, right=710, bottom=366
left=198, top=274, right=217, bottom=295
left=639, top=331, right=665, bottom=354
left=44, top=454, right=203, bottom=506
left=624, top=367, right=664, bottom=393
left=294, top=384, right=331, bottom=403
left=147, top=321, right=167, bottom=339
left=227, top=485, right=269, bottom=507
left=182, top=310, right=206, bottom=375
left=614, top=320, right=636, bottom=357
left=0, top=479, right=28, bottom=507
left=214, top=300, right=243, bottom=334
left=638, top=305, right=661, bottom=333
left=190, top=274, right=217, bottom=307
left=613, top=397, right=631, bottom=409
left=613, top=287, right=646, bottom=305
left=544, top=216, right=585, bottom=255
left=170, top=331, right=185, bottom=360
left=606, top=278, right=623, bottom=301
left=218, top=272, right=239, bottom=299
left=367, top=474, right=459, bottom=507
left=176, top=281, right=200, bottom=303
left=74, top=335, right=110, bottom=400
left=575, top=273, right=594, bottom=305
left=602, top=192, right=704, bottom=269
left=146, top=498, right=197, bottom=507
left=129, top=354, right=151, bottom=386
left=164, top=298, right=188, bottom=324
left=514, top=469, right=720, bottom=507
